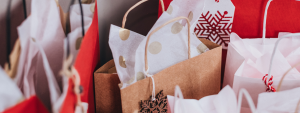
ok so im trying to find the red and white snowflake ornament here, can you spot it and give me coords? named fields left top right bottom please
left=194, top=0, right=235, bottom=49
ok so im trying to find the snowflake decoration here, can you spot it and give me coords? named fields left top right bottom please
left=194, top=11, right=233, bottom=48
left=139, top=90, right=168, bottom=113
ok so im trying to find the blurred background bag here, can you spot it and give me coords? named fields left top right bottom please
left=94, top=60, right=122, bottom=113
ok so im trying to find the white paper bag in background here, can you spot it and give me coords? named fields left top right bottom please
left=15, top=0, right=65, bottom=100
left=14, top=0, right=93, bottom=111
left=194, top=0, right=235, bottom=49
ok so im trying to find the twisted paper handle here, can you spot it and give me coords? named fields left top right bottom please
left=262, top=0, right=273, bottom=44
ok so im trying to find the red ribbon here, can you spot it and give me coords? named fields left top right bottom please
left=262, top=74, right=276, bottom=92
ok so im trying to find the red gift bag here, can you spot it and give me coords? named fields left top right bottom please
left=158, top=0, right=300, bottom=38
left=61, top=2, right=99, bottom=113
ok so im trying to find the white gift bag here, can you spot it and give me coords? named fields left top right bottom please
left=15, top=0, right=65, bottom=110
left=231, top=32, right=300, bottom=107
left=15, top=0, right=89, bottom=110
left=32, top=36, right=88, bottom=113
left=223, top=0, right=300, bottom=88
left=168, top=85, right=256, bottom=113
left=15, top=0, right=65, bottom=99
left=194, top=0, right=235, bottom=49
left=256, top=87, right=300, bottom=113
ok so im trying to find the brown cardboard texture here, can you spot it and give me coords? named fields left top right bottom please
left=121, top=38, right=222, bottom=113
left=94, top=59, right=122, bottom=113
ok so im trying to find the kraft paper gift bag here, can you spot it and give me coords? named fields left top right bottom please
left=167, top=85, right=256, bottom=113
left=121, top=17, right=222, bottom=113
left=94, top=60, right=122, bottom=113
left=230, top=33, right=300, bottom=108
left=108, top=0, right=166, bottom=89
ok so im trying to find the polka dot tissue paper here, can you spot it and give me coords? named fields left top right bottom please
left=129, top=1, right=209, bottom=89
left=109, top=24, right=145, bottom=89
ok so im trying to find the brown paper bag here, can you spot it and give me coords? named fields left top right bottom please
left=94, top=59, right=122, bottom=113
left=120, top=17, right=222, bottom=113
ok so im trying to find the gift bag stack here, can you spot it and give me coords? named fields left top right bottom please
left=2, top=0, right=300, bottom=113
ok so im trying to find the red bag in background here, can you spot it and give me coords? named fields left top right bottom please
left=61, top=2, right=99, bottom=113
left=3, top=96, right=48, bottom=113
left=158, top=0, right=300, bottom=38
left=158, top=0, right=300, bottom=82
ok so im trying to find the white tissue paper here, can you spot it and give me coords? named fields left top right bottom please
left=67, top=3, right=94, bottom=64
